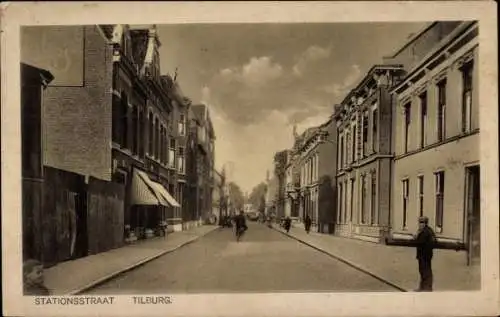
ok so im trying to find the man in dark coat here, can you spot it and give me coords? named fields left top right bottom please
left=414, top=216, right=437, bottom=292
left=284, top=216, right=292, bottom=233
left=304, top=215, right=312, bottom=234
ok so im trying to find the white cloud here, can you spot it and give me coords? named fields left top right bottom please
left=293, top=44, right=332, bottom=77
left=215, top=56, right=283, bottom=89
left=241, top=56, right=283, bottom=87
left=321, top=64, right=362, bottom=98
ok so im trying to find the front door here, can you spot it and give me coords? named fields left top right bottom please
left=465, top=165, right=480, bottom=266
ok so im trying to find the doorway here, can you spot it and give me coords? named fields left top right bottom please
left=465, top=165, right=480, bottom=266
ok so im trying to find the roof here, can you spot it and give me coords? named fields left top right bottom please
left=337, top=64, right=405, bottom=107
left=191, top=104, right=206, bottom=122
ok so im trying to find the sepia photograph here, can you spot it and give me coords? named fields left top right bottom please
left=2, top=2, right=498, bottom=317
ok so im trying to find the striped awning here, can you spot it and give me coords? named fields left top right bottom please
left=131, top=169, right=179, bottom=207
left=149, top=182, right=181, bottom=208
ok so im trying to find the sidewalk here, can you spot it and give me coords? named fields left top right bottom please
left=274, top=225, right=480, bottom=292
left=44, top=225, right=220, bottom=295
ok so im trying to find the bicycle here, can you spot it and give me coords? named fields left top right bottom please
left=235, top=226, right=246, bottom=242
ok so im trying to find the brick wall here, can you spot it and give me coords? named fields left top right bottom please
left=41, top=26, right=113, bottom=181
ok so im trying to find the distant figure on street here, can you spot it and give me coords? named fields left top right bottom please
left=413, top=216, right=437, bottom=292
left=284, top=216, right=292, bottom=233
left=234, top=210, right=248, bottom=241
left=23, top=259, right=50, bottom=295
left=304, top=215, right=312, bottom=234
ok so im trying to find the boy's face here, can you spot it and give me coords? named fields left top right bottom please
left=27, top=265, right=44, bottom=285
left=418, top=221, right=426, bottom=230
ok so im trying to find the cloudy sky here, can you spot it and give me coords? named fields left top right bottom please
left=157, top=22, right=428, bottom=194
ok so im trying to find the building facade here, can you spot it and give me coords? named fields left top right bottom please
left=390, top=21, right=480, bottom=265
left=22, top=25, right=183, bottom=243
left=315, top=116, right=337, bottom=234
left=273, top=150, right=289, bottom=220
left=186, top=104, right=216, bottom=229
left=334, top=65, right=406, bottom=243
left=295, top=127, right=322, bottom=229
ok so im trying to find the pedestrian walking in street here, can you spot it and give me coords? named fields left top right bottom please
left=23, top=259, right=50, bottom=295
left=413, top=216, right=437, bottom=292
left=304, top=215, right=312, bottom=234
left=284, top=216, right=292, bottom=233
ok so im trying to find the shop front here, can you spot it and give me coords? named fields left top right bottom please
left=127, top=168, right=180, bottom=241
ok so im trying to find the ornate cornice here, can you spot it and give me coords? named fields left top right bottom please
left=432, top=67, right=449, bottom=84
left=454, top=48, right=475, bottom=69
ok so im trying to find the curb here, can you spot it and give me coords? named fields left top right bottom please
left=271, top=226, right=409, bottom=292
left=69, top=226, right=221, bottom=295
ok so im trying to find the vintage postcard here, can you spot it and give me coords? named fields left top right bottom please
left=1, top=1, right=498, bottom=316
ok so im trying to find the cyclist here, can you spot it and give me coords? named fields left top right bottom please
left=234, top=210, right=248, bottom=241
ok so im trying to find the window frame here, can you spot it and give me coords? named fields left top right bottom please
left=435, top=171, right=445, bottom=233
left=419, top=91, right=428, bottom=148
left=403, top=102, right=411, bottom=154
left=402, top=178, right=409, bottom=230
left=437, top=79, right=447, bottom=142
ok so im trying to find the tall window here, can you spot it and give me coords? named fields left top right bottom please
left=163, top=130, right=168, bottom=164
left=179, top=114, right=186, bottom=136
left=350, top=179, right=355, bottom=222
left=370, top=173, right=377, bottom=225
left=361, top=175, right=367, bottom=224
left=337, top=183, right=343, bottom=223
left=461, top=61, right=474, bottom=133
left=169, top=139, right=176, bottom=168
left=418, top=175, right=424, bottom=217
left=344, top=180, right=348, bottom=224
left=155, top=118, right=160, bottom=159
left=372, top=108, right=378, bottom=152
left=121, top=93, right=129, bottom=149
left=362, top=111, right=369, bottom=156
left=346, top=131, right=351, bottom=164
left=404, top=102, right=411, bottom=153
left=402, top=179, right=409, bottom=229
left=139, top=110, right=145, bottom=158
left=178, top=147, right=185, bottom=174
left=435, top=171, right=445, bottom=232
left=352, top=124, right=356, bottom=162
left=112, top=95, right=121, bottom=144
left=148, top=112, right=153, bottom=156
left=437, top=79, right=447, bottom=142
left=419, top=92, right=427, bottom=148
left=339, top=134, right=344, bottom=169
left=159, top=125, right=167, bottom=163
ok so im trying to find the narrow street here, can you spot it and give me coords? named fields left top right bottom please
left=86, top=223, right=398, bottom=294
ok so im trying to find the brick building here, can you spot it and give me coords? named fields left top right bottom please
left=389, top=21, right=480, bottom=265
left=186, top=104, right=215, bottom=229
left=22, top=25, right=114, bottom=181
left=333, top=65, right=406, bottom=243
left=21, top=25, right=182, bottom=243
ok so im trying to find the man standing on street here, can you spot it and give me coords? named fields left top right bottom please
left=414, top=216, right=437, bottom=292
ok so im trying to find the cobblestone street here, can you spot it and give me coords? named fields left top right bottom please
left=86, top=223, right=398, bottom=294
